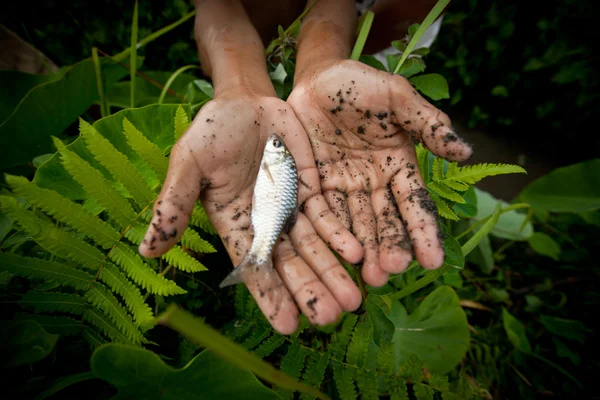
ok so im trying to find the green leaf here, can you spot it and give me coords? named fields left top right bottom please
left=366, top=296, right=394, bottom=346
left=474, top=188, right=533, bottom=240
left=20, top=291, right=86, bottom=315
left=540, top=315, right=586, bottom=343
left=300, top=351, right=330, bottom=400
left=0, top=70, right=60, bottom=124
left=396, top=57, right=426, bottom=78
left=519, top=159, right=600, bottom=212
left=528, top=232, right=561, bottom=260
left=91, top=344, right=279, bottom=400
left=346, top=318, right=373, bottom=366
left=0, top=320, right=59, bottom=367
left=277, top=340, right=311, bottom=399
left=83, top=308, right=132, bottom=345
left=442, top=162, right=526, bottom=186
left=0, top=57, right=129, bottom=169
left=553, top=337, right=580, bottom=365
left=428, top=182, right=465, bottom=204
left=163, top=246, right=208, bottom=272
left=359, top=55, right=388, bottom=71
left=34, top=371, right=97, bottom=400
left=413, top=383, right=434, bottom=400
left=35, top=105, right=180, bottom=200
left=390, top=286, right=470, bottom=374
left=157, top=305, right=328, bottom=400
left=444, top=233, right=464, bottom=269
left=269, top=63, right=287, bottom=85
left=410, top=74, right=450, bottom=100
left=123, top=117, right=168, bottom=182
left=453, top=186, right=477, bottom=218
left=16, top=314, right=82, bottom=337
left=502, top=308, right=532, bottom=353
left=174, top=104, right=190, bottom=141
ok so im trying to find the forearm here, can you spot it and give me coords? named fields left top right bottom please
left=293, top=0, right=357, bottom=84
left=193, top=0, right=275, bottom=97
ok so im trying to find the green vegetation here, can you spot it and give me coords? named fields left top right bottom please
left=1, top=1, right=597, bottom=399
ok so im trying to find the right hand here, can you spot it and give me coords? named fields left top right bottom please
left=138, top=92, right=364, bottom=334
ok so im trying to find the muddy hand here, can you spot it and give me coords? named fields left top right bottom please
left=138, top=95, right=363, bottom=334
left=288, top=59, right=473, bottom=286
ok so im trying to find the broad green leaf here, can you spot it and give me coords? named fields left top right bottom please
left=443, top=233, right=464, bottom=269
left=390, top=286, right=469, bottom=374
left=453, top=186, right=477, bottom=218
left=409, top=74, right=449, bottom=100
left=34, top=104, right=180, bottom=199
left=540, top=315, right=586, bottom=343
left=528, top=232, right=561, bottom=260
left=269, top=63, right=287, bottom=85
left=474, top=188, right=533, bottom=240
left=580, top=210, right=600, bottom=227
left=519, top=159, right=600, bottom=212
left=0, top=57, right=131, bottom=170
left=105, top=71, right=197, bottom=109
left=0, top=320, right=59, bottom=367
left=366, top=296, right=394, bottom=346
left=442, top=269, right=463, bottom=289
left=553, top=337, right=580, bottom=365
left=502, top=308, right=532, bottom=353
left=396, top=57, right=426, bottom=78
left=466, top=222, right=494, bottom=275
left=91, top=344, right=279, bottom=400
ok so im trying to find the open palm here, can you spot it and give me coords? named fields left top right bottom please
left=288, top=60, right=472, bottom=286
left=139, top=93, right=363, bottom=334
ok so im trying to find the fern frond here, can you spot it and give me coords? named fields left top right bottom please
left=389, top=380, right=409, bottom=400
left=277, top=340, right=311, bottom=400
left=333, top=363, right=357, bottom=400
left=190, top=204, right=217, bottom=235
left=234, top=284, right=250, bottom=318
left=52, top=137, right=137, bottom=228
left=416, top=144, right=430, bottom=183
left=124, top=223, right=147, bottom=245
left=84, top=285, right=144, bottom=344
left=83, top=308, right=132, bottom=344
left=299, top=351, right=330, bottom=400
left=401, top=354, right=425, bottom=383
left=0, top=196, right=105, bottom=269
left=241, top=326, right=270, bottom=350
left=109, top=243, right=186, bottom=295
left=80, top=120, right=156, bottom=209
left=356, top=369, right=378, bottom=400
left=414, top=383, right=435, bottom=400
left=5, top=174, right=119, bottom=249
left=163, top=246, right=207, bottom=272
left=429, top=374, right=449, bottom=392
left=441, top=179, right=469, bottom=192
left=83, top=325, right=106, bottom=348
left=376, top=340, right=396, bottom=374
left=428, top=182, right=466, bottom=204
left=181, top=228, right=216, bottom=253
left=253, top=334, right=285, bottom=358
left=330, top=313, right=358, bottom=359
left=432, top=157, right=445, bottom=181
left=98, top=263, right=153, bottom=324
left=20, top=291, right=86, bottom=315
left=440, top=162, right=526, bottom=185
left=123, top=117, right=168, bottom=181
left=174, top=105, right=190, bottom=141
left=16, top=313, right=82, bottom=336
left=0, top=253, right=93, bottom=291
left=429, top=193, right=459, bottom=221
left=346, top=318, right=373, bottom=366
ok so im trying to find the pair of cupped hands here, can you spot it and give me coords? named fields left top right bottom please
left=139, top=59, right=472, bottom=334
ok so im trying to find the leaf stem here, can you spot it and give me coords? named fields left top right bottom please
left=350, top=11, right=375, bottom=60
left=158, top=65, right=200, bottom=104
left=130, top=0, right=139, bottom=109
left=91, top=47, right=108, bottom=117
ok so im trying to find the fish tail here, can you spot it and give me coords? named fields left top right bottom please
left=219, top=255, right=273, bottom=289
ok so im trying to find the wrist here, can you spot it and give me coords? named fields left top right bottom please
left=194, top=0, right=276, bottom=98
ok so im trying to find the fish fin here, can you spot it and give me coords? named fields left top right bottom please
left=219, top=255, right=257, bottom=288
left=284, top=205, right=298, bottom=233
left=262, top=161, right=274, bottom=183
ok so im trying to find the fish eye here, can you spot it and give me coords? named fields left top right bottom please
left=272, top=138, right=282, bottom=148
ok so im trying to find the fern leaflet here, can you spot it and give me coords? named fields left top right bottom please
left=83, top=325, right=106, bottom=348
left=190, top=204, right=217, bottom=235
left=330, top=313, right=358, bottom=359
left=0, top=196, right=105, bottom=269
left=82, top=308, right=131, bottom=344
left=428, top=182, right=466, bottom=204
left=414, top=383, right=435, bottom=400
left=333, top=363, right=357, bottom=400
left=442, top=162, right=526, bottom=185
left=429, top=374, right=450, bottom=392
left=109, top=243, right=185, bottom=295
left=174, top=105, right=190, bottom=140
left=356, top=369, right=378, bottom=400
left=401, top=354, right=426, bottom=383
left=241, top=326, right=270, bottom=350
left=181, top=228, right=216, bottom=253
left=162, top=246, right=207, bottom=272
left=20, top=291, right=86, bottom=315
left=346, top=318, right=372, bottom=366
left=123, top=117, right=168, bottom=182
left=80, top=119, right=156, bottom=208
left=277, top=340, right=311, bottom=400
left=253, top=334, right=285, bottom=358
left=52, top=137, right=137, bottom=227
left=98, top=263, right=153, bottom=324
left=299, top=351, right=330, bottom=400
left=0, top=253, right=93, bottom=291
left=5, top=174, right=119, bottom=248
left=429, top=192, right=459, bottom=221
left=389, top=380, right=409, bottom=400
left=84, top=285, right=144, bottom=344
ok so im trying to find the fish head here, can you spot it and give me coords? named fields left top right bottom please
left=264, top=133, right=291, bottom=165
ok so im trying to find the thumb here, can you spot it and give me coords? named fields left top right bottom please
left=139, top=140, right=204, bottom=258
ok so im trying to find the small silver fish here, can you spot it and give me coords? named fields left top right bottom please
left=219, top=133, right=298, bottom=296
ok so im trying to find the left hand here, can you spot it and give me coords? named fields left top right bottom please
left=288, top=59, right=473, bottom=286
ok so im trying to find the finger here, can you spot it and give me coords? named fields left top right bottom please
left=390, top=78, right=472, bottom=162
left=324, top=190, right=351, bottom=230
left=139, top=140, right=202, bottom=258
left=347, top=190, right=388, bottom=286
left=289, top=213, right=362, bottom=311
left=371, top=187, right=413, bottom=274
left=302, top=194, right=364, bottom=264
left=390, top=159, right=445, bottom=269
left=273, top=235, right=343, bottom=325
